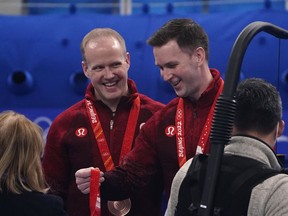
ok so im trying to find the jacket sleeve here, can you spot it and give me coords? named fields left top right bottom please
left=42, top=114, right=71, bottom=201
left=101, top=115, right=161, bottom=200
left=249, top=174, right=288, bottom=216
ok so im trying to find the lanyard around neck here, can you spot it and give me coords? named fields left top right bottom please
left=85, top=96, right=140, bottom=171
left=176, top=79, right=224, bottom=167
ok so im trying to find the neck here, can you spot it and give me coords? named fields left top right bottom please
left=189, top=67, right=213, bottom=101
left=233, top=129, right=277, bottom=149
left=105, top=99, right=120, bottom=113
left=94, top=85, right=130, bottom=113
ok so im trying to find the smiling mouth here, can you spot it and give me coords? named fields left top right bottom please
left=103, top=81, right=117, bottom=87
left=171, top=80, right=180, bottom=87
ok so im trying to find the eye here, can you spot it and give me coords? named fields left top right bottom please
left=166, top=63, right=177, bottom=69
left=92, top=65, right=104, bottom=72
left=111, top=62, right=122, bottom=68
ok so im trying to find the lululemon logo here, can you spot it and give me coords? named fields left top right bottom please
left=165, top=125, right=176, bottom=137
left=75, top=127, right=87, bottom=137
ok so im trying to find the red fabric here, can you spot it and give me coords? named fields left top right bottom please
left=90, top=168, right=100, bottom=216
left=101, top=69, right=224, bottom=203
left=42, top=79, right=164, bottom=216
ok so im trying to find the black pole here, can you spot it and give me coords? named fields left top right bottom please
left=198, top=21, right=288, bottom=216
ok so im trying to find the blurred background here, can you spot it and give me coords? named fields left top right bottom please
left=1, top=0, right=288, bottom=164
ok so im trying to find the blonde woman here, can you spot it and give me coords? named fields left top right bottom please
left=0, top=111, right=68, bottom=216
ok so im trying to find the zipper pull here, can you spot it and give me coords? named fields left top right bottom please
left=110, top=112, right=116, bottom=130
left=110, top=119, right=114, bottom=130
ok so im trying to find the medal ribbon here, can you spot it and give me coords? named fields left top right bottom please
left=119, top=96, right=140, bottom=162
left=85, top=95, right=140, bottom=171
left=175, top=100, right=187, bottom=168
left=86, top=96, right=140, bottom=215
left=176, top=79, right=224, bottom=167
left=90, top=168, right=101, bottom=216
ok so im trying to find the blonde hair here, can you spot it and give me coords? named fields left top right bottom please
left=0, top=110, right=48, bottom=194
left=80, top=28, right=127, bottom=63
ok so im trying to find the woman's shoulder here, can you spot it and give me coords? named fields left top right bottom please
left=0, top=191, right=68, bottom=216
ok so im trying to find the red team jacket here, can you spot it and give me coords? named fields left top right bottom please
left=101, top=69, right=224, bottom=204
left=42, top=79, right=164, bottom=216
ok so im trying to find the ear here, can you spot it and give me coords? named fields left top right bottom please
left=277, top=120, right=285, bottom=138
left=125, top=52, right=131, bottom=67
left=194, top=47, right=205, bottom=65
left=82, top=61, right=90, bottom=79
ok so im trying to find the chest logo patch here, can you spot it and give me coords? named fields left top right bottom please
left=75, top=127, right=88, bottom=137
left=165, top=125, right=176, bottom=137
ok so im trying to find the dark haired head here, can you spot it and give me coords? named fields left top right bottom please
left=235, top=78, right=282, bottom=134
left=147, top=18, right=209, bottom=60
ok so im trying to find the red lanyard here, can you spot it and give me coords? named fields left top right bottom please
left=85, top=96, right=140, bottom=171
left=175, top=100, right=187, bottom=168
left=86, top=96, right=140, bottom=216
left=90, top=168, right=101, bottom=216
left=176, top=79, right=224, bottom=167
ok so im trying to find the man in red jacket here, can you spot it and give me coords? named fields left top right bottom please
left=75, top=18, right=224, bottom=214
left=42, top=28, right=164, bottom=216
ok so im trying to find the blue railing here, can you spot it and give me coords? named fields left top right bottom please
left=1, top=0, right=286, bottom=15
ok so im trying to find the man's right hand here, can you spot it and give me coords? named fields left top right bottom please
left=75, top=167, right=104, bottom=194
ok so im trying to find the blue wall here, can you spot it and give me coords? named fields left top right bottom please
left=1, top=10, right=288, bottom=157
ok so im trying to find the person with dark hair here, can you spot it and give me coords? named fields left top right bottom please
left=75, top=18, right=224, bottom=214
left=165, top=78, right=288, bottom=216
left=0, top=110, right=68, bottom=216
left=42, top=28, right=164, bottom=216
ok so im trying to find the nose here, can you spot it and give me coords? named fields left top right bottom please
left=161, top=68, right=172, bottom=82
left=104, top=67, right=114, bottom=79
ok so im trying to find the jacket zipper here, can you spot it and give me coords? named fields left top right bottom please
left=110, top=112, right=116, bottom=130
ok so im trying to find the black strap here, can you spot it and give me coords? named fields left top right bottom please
left=175, top=154, right=282, bottom=216
left=175, top=154, right=208, bottom=216
left=224, top=156, right=280, bottom=215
